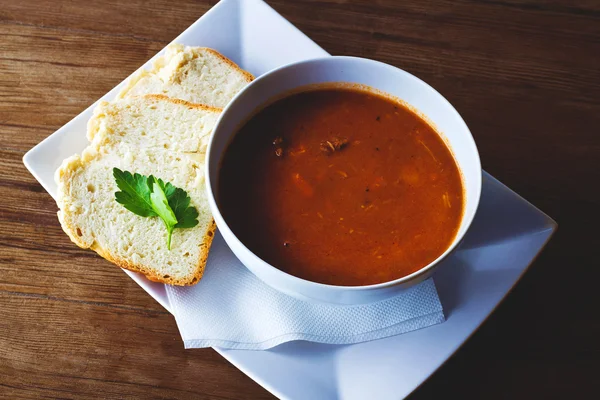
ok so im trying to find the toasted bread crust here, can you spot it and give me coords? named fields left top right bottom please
left=56, top=146, right=217, bottom=286
left=87, top=96, right=222, bottom=143
left=117, top=46, right=254, bottom=102
left=59, top=209, right=218, bottom=286
left=56, top=46, right=244, bottom=286
left=142, top=94, right=223, bottom=114
left=202, top=47, right=254, bottom=82
left=57, top=95, right=220, bottom=286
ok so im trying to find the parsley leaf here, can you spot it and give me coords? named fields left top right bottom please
left=149, top=178, right=178, bottom=249
left=113, top=168, right=199, bottom=250
left=113, top=169, right=157, bottom=217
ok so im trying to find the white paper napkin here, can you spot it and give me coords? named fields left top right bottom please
left=166, top=233, right=445, bottom=350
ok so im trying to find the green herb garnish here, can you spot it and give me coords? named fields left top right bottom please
left=113, top=168, right=199, bottom=250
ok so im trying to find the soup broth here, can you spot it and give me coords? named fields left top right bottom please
left=219, top=88, right=464, bottom=286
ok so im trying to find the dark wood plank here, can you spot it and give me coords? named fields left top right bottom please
left=1, top=0, right=598, bottom=399
left=0, top=0, right=215, bottom=42
left=0, top=292, right=273, bottom=400
left=0, top=149, right=168, bottom=310
left=0, top=23, right=164, bottom=151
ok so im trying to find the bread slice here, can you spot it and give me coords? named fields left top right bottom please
left=87, top=94, right=220, bottom=159
left=55, top=96, right=220, bottom=285
left=117, top=44, right=254, bottom=108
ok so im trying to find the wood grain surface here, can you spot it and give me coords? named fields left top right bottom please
left=1, top=0, right=598, bottom=398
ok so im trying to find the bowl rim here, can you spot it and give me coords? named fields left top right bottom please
left=205, top=55, right=482, bottom=292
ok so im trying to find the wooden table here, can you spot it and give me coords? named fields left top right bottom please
left=1, top=0, right=597, bottom=398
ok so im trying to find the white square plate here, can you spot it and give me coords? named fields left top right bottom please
left=23, top=0, right=557, bottom=398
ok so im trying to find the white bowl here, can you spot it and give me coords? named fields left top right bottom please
left=206, top=56, right=481, bottom=305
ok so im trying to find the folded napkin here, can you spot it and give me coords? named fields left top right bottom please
left=166, top=233, right=445, bottom=350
